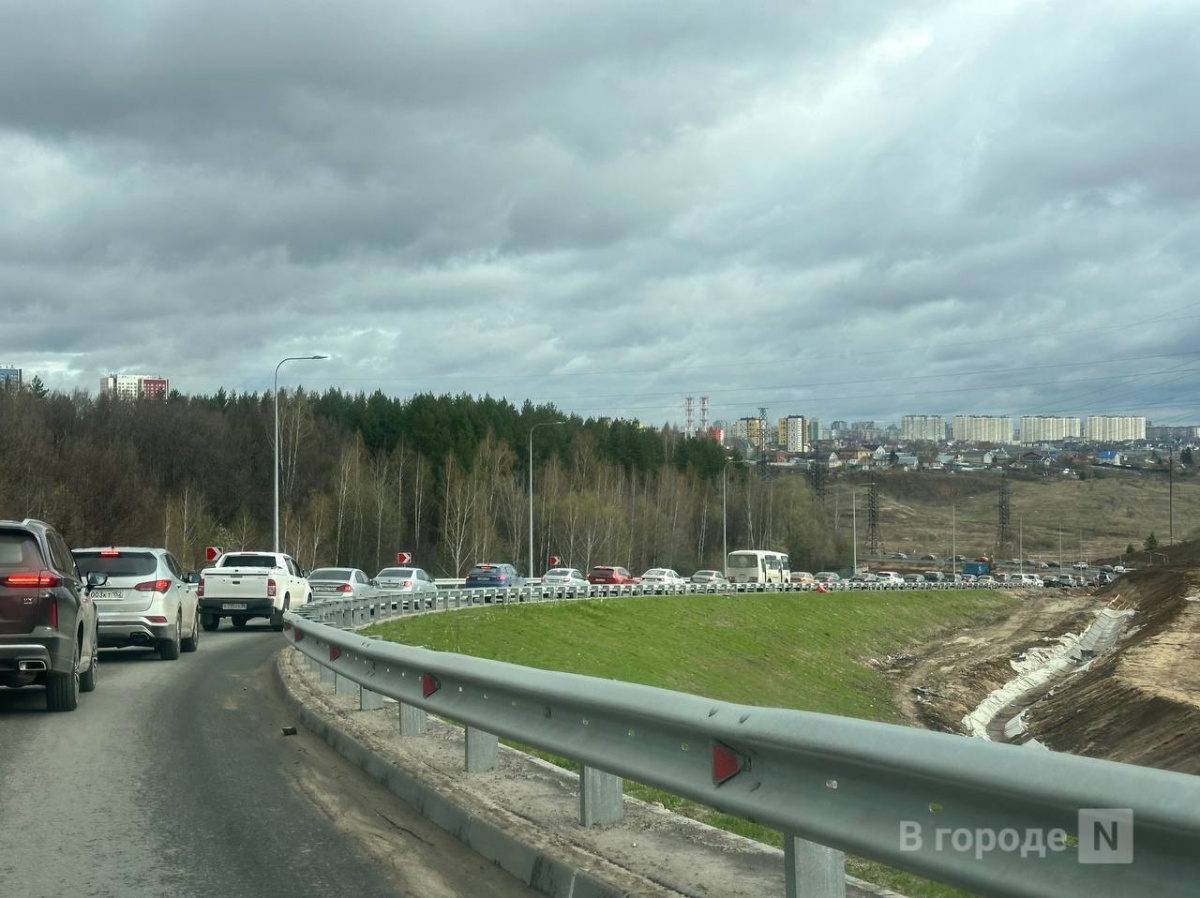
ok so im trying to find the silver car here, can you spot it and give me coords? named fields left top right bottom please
left=374, top=566, right=439, bottom=609
left=541, top=567, right=589, bottom=589
left=307, top=567, right=377, bottom=602
left=72, top=546, right=201, bottom=660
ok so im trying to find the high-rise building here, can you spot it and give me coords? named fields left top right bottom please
left=100, top=373, right=170, bottom=400
left=1020, top=416, right=1082, bottom=443
left=951, top=415, right=1015, bottom=443
left=779, top=415, right=810, bottom=452
left=901, top=415, right=944, bottom=442
left=736, top=416, right=765, bottom=449
left=0, top=366, right=21, bottom=390
left=1085, top=416, right=1146, bottom=443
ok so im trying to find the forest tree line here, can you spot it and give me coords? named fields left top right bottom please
left=0, top=386, right=847, bottom=576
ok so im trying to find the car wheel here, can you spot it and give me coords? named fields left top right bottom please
left=181, top=607, right=200, bottom=652
left=201, top=613, right=220, bottom=631
left=158, top=614, right=182, bottom=660
left=270, top=598, right=289, bottom=632
left=47, top=640, right=80, bottom=712
left=231, top=615, right=248, bottom=629
left=80, top=637, right=98, bottom=693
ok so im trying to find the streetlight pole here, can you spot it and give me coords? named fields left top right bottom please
left=274, top=354, right=328, bottom=552
left=528, top=421, right=564, bottom=579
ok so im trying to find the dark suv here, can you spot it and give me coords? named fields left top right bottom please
left=0, top=519, right=103, bottom=711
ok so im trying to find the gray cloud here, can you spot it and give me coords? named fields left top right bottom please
left=2, top=0, right=1198, bottom=430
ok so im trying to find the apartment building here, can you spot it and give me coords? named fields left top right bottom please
left=951, top=415, right=1015, bottom=443
left=1020, top=416, right=1082, bottom=443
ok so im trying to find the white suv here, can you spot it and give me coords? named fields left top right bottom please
left=73, top=546, right=201, bottom=659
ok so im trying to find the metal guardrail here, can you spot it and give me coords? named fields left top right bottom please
left=284, top=589, right=1200, bottom=898
left=362, top=577, right=1081, bottom=615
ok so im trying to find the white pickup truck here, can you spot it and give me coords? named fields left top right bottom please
left=198, top=551, right=311, bottom=632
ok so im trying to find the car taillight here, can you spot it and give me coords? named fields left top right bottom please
left=2, top=571, right=61, bottom=588
left=197, top=578, right=205, bottom=597
left=50, top=597, right=58, bottom=629
left=267, top=578, right=277, bottom=597
left=400, top=579, right=412, bottom=588
left=336, top=583, right=352, bottom=593
left=135, top=579, right=172, bottom=592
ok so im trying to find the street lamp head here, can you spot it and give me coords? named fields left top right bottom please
left=310, top=354, right=329, bottom=360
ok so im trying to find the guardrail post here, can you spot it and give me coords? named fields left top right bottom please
left=580, top=766, right=624, bottom=827
left=319, top=663, right=335, bottom=686
left=360, top=685, right=384, bottom=711
left=335, top=672, right=356, bottom=696
left=784, top=833, right=846, bottom=898
left=398, top=702, right=427, bottom=735
left=465, top=726, right=499, bottom=772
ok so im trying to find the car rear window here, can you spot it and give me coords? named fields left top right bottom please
left=220, top=554, right=278, bottom=568
left=73, top=550, right=157, bottom=577
left=378, top=568, right=415, bottom=578
left=0, top=531, right=44, bottom=570
left=309, top=568, right=353, bottom=579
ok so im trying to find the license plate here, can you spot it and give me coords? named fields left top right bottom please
left=91, top=590, right=123, bottom=599
left=225, top=602, right=247, bottom=610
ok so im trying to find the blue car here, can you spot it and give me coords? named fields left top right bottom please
left=464, top=562, right=525, bottom=590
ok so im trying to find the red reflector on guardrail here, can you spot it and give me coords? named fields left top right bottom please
left=283, top=621, right=292, bottom=632
left=329, top=646, right=341, bottom=662
left=422, top=674, right=440, bottom=697
left=712, top=741, right=746, bottom=785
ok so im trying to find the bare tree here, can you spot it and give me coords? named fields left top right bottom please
left=440, top=452, right=475, bottom=576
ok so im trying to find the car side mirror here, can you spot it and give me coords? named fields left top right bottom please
left=184, top=572, right=201, bottom=584
left=86, top=571, right=108, bottom=588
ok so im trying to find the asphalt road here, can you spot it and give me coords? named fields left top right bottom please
left=0, top=624, right=540, bottom=898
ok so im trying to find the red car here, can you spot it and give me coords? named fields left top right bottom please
left=586, top=565, right=639, bottom=585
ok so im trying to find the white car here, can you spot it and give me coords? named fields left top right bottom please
left=541, top=568, right=589, bottom=589
left=873, top=571, right=904, bottom=586
left=639, top=568, right=687, bottom=591
left=307, top=567, right=378, bottom=601
left=374, top=566, right=439, bottom=609
left=73, top=546, right=201, bottom=660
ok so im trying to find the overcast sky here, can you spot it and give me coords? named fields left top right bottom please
left=3, top=0, right=1198, bottom=429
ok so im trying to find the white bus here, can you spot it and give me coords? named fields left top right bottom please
left=725, top=549, right=790, bottom=585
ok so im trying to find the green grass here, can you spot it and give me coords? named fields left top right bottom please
left=364, top=590, right=1018, bottom=897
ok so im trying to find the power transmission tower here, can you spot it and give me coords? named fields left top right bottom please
left=685, top=396, right=694, bottom=436
left=866, top=477, right=884, bottom=556
left=997, top=474, right=1013, bottom=558
left=757, top=406, right=769, bottom=478
left=808, top=459, right=827, bottom=502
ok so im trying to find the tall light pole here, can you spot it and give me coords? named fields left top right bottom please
left=722, top=459, right=751, bottom=567
left=528, top=421, right=564, bottom=578
left=274, top=354, right=328, bottom=552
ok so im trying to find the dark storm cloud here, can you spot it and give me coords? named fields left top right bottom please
left=1, top=0, right=1197, bottom=428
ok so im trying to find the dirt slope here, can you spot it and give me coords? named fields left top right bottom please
left=1023, top=569, right=1200, bottom=773
left=890, top=571, right=1200, bottom=775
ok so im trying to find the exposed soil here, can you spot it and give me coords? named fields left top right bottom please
left=889, top=569, right=1200, bottom=775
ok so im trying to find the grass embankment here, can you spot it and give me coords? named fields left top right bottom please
left=365, top=590, right=1018, bottom=898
